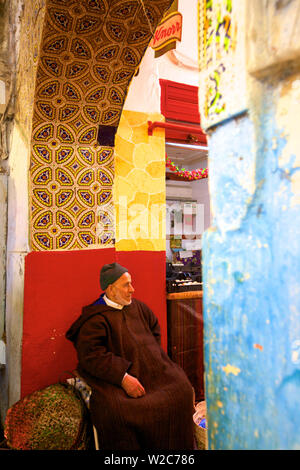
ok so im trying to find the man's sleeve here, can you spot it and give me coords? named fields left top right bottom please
left=75, top=315, right=131, bottom=386
left=140, top=302, right=161, bottom=345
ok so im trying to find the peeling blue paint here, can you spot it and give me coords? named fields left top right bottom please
left=202, top=87, right=300, bottom=449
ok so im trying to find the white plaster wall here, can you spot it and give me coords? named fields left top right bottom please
left=124, top=0, right=199, bottom=113
left=5, top=122, right=30, bottom=408
left=0, top=80, right=6, bottom=114
left=0, top=173, right=7, bottom=340
left=0, top=0, right=26, bottom=424
left=5, top=251, right=25, bottom=406
left=7, top=123, right=30, bottom=254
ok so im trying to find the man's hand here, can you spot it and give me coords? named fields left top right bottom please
left=121, top=373, right=146, bottom=398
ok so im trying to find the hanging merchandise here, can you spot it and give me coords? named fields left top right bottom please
left=166, top=155, right=208, bottom=180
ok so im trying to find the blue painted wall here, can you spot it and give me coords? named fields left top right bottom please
left=203, top=83, right=300, bottom=449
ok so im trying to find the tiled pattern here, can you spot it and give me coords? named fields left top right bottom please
left=29, top=0, right=172, bottom=250
left=198, top=0, right=247, bottom=129
left=114, top=111, right=166, bottom=251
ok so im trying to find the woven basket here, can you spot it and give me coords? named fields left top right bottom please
left=193, top=401, right=208, bottom=450
left=4, top=382, right=93, bottom=450
left=194, top=422, right=208, bottom=450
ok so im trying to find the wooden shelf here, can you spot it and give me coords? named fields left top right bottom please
left=166, top=290, right=203, bottom=300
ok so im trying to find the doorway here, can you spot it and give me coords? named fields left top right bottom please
left=160, top=79, right=210, bottom=404
left=165, top=140, right=209, bottom=403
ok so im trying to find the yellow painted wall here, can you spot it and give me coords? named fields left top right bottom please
left=114, top=111, right=166, bottom=252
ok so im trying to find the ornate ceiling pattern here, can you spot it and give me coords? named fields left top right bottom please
left=30, top=0, right=173, bottom=250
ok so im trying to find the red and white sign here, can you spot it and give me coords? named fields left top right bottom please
left=150, top=12, right=182, bottom=51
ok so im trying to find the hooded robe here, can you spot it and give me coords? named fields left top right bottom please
left=66, top=296, right=195, bottom=450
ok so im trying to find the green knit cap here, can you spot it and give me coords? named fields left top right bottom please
left=100, top=262, right=128, bottom=291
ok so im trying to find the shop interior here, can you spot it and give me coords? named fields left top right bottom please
left=165, top=136, right=209, bottom=404
left=166, top=140, right=209, bottom=280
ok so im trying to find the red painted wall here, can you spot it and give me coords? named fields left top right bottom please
left=21, top=248, right=166, bottom=397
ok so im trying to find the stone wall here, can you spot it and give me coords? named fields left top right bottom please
left=198, top=0, right=300, bottom=450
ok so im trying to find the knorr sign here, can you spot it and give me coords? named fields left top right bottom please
left=150, top=11, right=182, bottom=52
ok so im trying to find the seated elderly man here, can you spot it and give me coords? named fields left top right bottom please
left=66, top=262, right=195, bottom=450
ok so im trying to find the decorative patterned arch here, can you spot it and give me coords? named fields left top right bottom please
left=29, top=0, right=173, bottom=250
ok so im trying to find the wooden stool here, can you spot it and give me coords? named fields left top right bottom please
left=67, top=373, right=99, bottom=450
